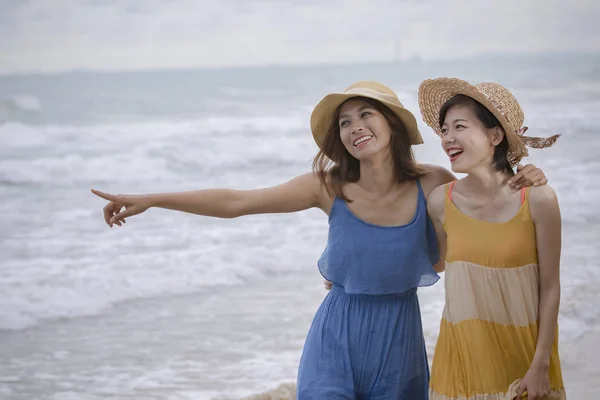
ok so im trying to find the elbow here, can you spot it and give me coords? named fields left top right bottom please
left=218, top=212, right=239, bottom=219
left=540, top=280, right=561, bottom=303
left=218, top=206, right=242, bottom=219
left=543, top=281, right=561, bottom=295
left=223, top=196, right=246, bottom=219
left=225, top=211, right=242, bottom=219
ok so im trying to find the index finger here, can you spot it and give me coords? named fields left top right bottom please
left=91, top=189, right=118, bottom=202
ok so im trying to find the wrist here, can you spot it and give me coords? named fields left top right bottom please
left=145, top=193, right=159, bottom=208
left=530, top=357, right=550, bottom=371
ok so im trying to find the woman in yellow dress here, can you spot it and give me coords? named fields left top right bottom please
left=419, top=78, right=566, bottom=400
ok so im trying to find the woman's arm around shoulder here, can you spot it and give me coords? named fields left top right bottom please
left=419, top=164, right=456, bottom=199
left=419, top=162, right=549, bottom=199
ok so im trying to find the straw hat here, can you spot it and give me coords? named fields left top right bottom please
left=418, top=77, right=560, bottom=166
left=310, top=81, right=423, bottom=159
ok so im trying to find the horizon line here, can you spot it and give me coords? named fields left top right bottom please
left=1, top=50, right=598, bottom=79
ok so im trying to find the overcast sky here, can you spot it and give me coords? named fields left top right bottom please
left=1, top=0, right=598, bottom=74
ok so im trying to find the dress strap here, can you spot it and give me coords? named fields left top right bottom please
left=521, top=186, right=531, bottom=204
left=447, top=180, right=457, bottom=201
left=416, top=179, right=425, bottom=201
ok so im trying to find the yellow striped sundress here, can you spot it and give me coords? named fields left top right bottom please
left=429, top=181, right=566, bottom=400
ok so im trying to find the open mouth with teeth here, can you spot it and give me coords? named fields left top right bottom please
left=447, top=148, right=464, bottom=161
left=353, top=135, right=373, bottom=147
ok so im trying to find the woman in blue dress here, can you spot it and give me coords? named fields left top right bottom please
left=92, top=81, right=545, bottom=399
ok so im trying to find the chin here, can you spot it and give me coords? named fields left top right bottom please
left=450, top=161, right=470, bottom=174
left=351, top=148, right=379, bottom=161
left=450, top=166, right=467, bottom=174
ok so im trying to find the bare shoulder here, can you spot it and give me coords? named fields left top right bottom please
left=296, top=171, right=331, bottom=194
left=264, top=171, right=331, bottom=210
left=294, top=171, right=322, bottom=187
left=528, top=184, right=560, bottom=220
left=296, top=171, right=335, bottom=211
left=419, top=163, right=456, bottom=198
left=528, top=184, right=559, bottom=207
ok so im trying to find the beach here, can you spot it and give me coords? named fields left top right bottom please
left=1, top=53, right=599, bottom=399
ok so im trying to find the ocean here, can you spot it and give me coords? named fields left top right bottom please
left=1, top=53, right=599, bottom=399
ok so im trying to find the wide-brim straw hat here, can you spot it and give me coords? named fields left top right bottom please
left=311, top=81, right=423, bottom=160
left=418, top=77, right=560, bottom=167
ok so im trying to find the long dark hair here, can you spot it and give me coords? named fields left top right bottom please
left=312, top=97, right=425, bottom=202
left=439, top=94, right=513, bottom=174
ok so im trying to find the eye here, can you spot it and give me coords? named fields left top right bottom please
left=339, top=120, right=350, bottom=128
left=440, top=127, right=448, bottom=135
left=360, top=111, right=372, bottom=118
left=455, top=124, right=466, bottom=130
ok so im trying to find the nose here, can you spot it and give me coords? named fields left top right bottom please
left=442, top=130, right=455, bottom=144
left=352, top=123, right=364, bottom=135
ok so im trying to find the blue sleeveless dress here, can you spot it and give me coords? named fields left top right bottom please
left=297, top=180, right=440, bottom=399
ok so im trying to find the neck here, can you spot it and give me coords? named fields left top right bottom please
left=464, top=163, right=513, bottom=198
left=358, top=153, right=396, bottom=195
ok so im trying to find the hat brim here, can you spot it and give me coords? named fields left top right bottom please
left=310, top=92, right=423, bottom=160
left=418, top=77, right=528, bottom=166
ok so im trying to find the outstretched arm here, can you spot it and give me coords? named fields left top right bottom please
left=92, top=172, right=328, bottom=227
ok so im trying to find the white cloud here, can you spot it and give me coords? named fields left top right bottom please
left=0, top=0, right=598, bottom=74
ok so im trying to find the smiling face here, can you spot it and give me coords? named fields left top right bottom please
left=440, top=104, right=504, bottom=174
left=337, top=98, right=393, bottom=161
left=311, top=95, right=425, bottom=197
left=438, top=95, right=512, bottom=174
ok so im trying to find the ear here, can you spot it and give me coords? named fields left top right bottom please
left=490, top=127, right=505, bottom=147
